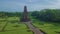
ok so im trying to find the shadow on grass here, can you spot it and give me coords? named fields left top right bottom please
left=13, top=25, right=20, bottom=27
left=7, top=20, right=19, bottom=24
left=55, top=31, right=60, bottom=34
left=0, top=29, right=16, bottom=32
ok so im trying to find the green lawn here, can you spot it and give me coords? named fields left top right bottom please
left=0, top=17, right=60, bottom=34
left=32, top=18, right=60, bottom=34
left=0, top=17, right=32, bottom=34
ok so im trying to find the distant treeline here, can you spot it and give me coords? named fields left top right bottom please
left=0, top=9, right=60, bottom=22
left=0, top=11, right=22, bottom=17
left=31, top=9, right=60, bottom=22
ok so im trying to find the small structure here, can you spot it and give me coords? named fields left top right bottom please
left=20, top=6, right=30, bottom=22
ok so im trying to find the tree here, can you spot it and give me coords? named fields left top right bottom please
left=31, top=9, right=60, bottom=23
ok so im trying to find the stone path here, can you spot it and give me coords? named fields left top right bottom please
left=25, top=21, right=44, bottom=34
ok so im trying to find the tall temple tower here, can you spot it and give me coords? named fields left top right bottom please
left=20, top=6, right=30, bottom=22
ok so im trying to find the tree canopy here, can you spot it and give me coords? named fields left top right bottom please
left=31, top=9, right=60, bottom=22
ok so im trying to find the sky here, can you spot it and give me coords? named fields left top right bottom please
left=0, top=0, right=60, bottom=12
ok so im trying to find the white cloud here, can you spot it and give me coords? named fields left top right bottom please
left=49, top=0, right=60, bottom=9
left=31, top=0, right=60, bottom=10
left=0, top=0, right=60, bottom=11
left=29, top=0, right=32, bottom=3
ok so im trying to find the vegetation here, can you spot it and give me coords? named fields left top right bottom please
left=0, top=11, right=22, bottom=17
left=0, top=9, right=60, bottom=34
left=31, top=17, right=60, bottom=34
left=0, top=17, right=32, bottom=34
left=31, top=9, right=60, bottom=22
left=31, top=9, right=60, bottom=34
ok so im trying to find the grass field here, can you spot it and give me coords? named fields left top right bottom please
left=0, top=17, right=33, bottom=34
left=31, top=18, right=60, bottom=34
left=0, top=17, right=60, bottom=34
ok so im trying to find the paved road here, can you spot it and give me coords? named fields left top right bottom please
left=25, top=21, right=44, bottom=34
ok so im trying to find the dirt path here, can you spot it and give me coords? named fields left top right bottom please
left=25, top=21, right=44, bottom=34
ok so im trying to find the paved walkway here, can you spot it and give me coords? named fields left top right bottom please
left=25, top=21, right=44, bottom=34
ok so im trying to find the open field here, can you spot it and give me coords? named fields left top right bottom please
left=0, top=17, right=33, bottom=34
left=0, top=17, right=60, bottom=34
left=31, top=18, right=60, bottom=34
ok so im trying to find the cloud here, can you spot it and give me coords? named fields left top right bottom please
left=0, top=0, right=60, bottom=11
left=48, top=0, right=60, bottom=9
left=29, top=0, right=32, bottom=3
left=28, top=0, right=60, bottom=11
